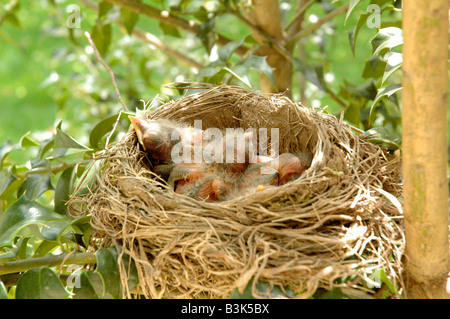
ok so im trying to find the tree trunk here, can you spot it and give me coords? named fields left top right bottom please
left=402, top=0, right=449, bottom=298
left=246, top=0, right=293, bottom=96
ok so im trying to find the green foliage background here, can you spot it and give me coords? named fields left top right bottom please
left=0, top=0, right=445, bottom=299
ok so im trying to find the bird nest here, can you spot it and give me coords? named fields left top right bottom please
left=69, top=84, right=404, bottom=299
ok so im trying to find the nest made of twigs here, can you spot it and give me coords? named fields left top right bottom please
left=69, top=84, right=404, bottom=299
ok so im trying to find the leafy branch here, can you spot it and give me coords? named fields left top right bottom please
left=0, top=252, right=96, bottom=276
left=80, top=0, right=205, bottom=70
left=102, top=0, right=249, bottom=55
left=287, top=2, right=350, bottom=46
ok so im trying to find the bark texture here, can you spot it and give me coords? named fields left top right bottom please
left=402, top=0, right=449, bottom=299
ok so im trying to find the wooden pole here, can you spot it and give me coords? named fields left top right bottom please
left=402, top=0, right=449, bottom=298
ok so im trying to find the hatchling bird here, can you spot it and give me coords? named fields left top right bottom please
left=272, top=152, right=310, bottom=185
left=238, top=161, right=279, bottom=195
left=185, top=174, right=233, bottom=202
left=211, top=130, right=256, bottom=173
left=129, top=116, right=205, bottom=164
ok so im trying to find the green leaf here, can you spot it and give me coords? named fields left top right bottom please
left=16, top=268, right=69, bottom=299
left=48, top=128, right=91, bottom=159
left=223, top=66, right=251, bottom=87
left=229, top=278, right=295, bottom=299
left=54, top=128, right=90, bottom=150
left=345, top=0, right=364, bottom=24
left=341, top=80, right=378, bottom=100
left=0, top=282, right=8, bottom=299
left=381, top=52, right=402, bottom=85
left=120, top=7, right=139, bottom=35
left=363, top=127, right=401, bottom=150
left=362, top=56, right=388, bottom=79
left=369, top=83, right=402, bottom=121
left=98, top=1, right=113, bottom=19
left=54, top=165, right=77, bottom=215
left=33, top=240, right=60, bottom=258
left=371, top=27, right=403, bottom=57
left=73, top=160, right=101, bottom=197
left=0, top=140, right=18, bottom=169
left=198, top=18, right=216, bottom=54
left=91, top=20, right=112, bottom=57
left=73, top=271, right=102, bottom=299
left=18, top=171, right=54, bottom=201
left=69, top=216, right=92, bottom=248
left=370, top=0, right=393, bottom=8
left=159, top=21, right=181, bottom=37
left=348, top=12, right=370, bottom=56
left=13, top=236, right=30, bottom=260
left=20, top=132, right=40, bottom=148
left=313, top=287, right=350, bottom=299
left=0, top=167, right=18, bottom=197
left=240, top=55, right=275, bottom=88
left=121, top=253, right=139, bottom=292
left=344, top=101, right=362, bottom=127
left=37, top=136, right=55, bottom=160
left=294, top=59, right=328, bottom=92
left=218, top=39, right=244, bottom=62
left=40, top=220, right=72, bottom=241
left=4, top=12, right=21, bottom=29
left=0, top=195, right=66, bottom=246
left=377, top=267, right=397, bottom=293
left=95, top=248, right=122, bottom=299
left=89, top=111, right=134, bottom=150
left=40, top=215, right=91, bottom=242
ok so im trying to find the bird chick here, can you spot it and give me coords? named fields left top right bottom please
left=211, top=129, right=256, bottom=173
left=129, top=117, right=207, bottom=164
left=129, top=116, right=180, bottom=163
left=185, top=174, right=233, bottom=202
left=167, top=163, right=208, bottom=191
left=238, top=162, right=279, bottom=195
left=273, top=152, right=310, bottom=185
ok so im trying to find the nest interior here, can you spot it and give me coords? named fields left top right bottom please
left=70, top=85, right=404, bottom=299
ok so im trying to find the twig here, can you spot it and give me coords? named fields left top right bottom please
left=105, top=110, right=123, bottom=149
left=132, top=29, right=204, bottom=70
left=229, top=8, right=295, bottom=64
left=84, top=31, right=128, bottom=110
left=285, top=0, right=316, bottom=33
left=79, top=0, right=204, bottom=70
left=0, top=252, right=96, bottom=276
left=287, top=2, right=350, bottom=45
left=103, top=0, right=248, bottom=55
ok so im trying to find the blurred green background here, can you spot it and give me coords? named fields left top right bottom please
left=0, top=0, right=394, bottom=146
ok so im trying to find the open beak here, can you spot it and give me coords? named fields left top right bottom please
left=129, top=116, right=147, bottom=150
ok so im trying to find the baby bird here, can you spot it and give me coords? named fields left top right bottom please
left=129, top=116, right=205, bottom=164
left=129, top=116, right=179, bottom=163
left=186, top=175, right=233, bottom=202
left=211, top=130, right=256, bottom=173
left=273, top=152, right=310, bottom=185
left=166, top=163, right=208, bottom=191
left=238, top=161, right=279, bottom=196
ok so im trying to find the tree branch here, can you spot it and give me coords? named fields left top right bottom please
left=85, top=31, right=129, bottom=110
left=102, top=0, right=248, bottom=55
left=80, top=0, right=204, bottom=71
left=285, top=0, right=316, bottom=36
left=287, top=2, right=350, bottom=46
left=229, top=8, right=294, bottom=63
left=0, top=252, right=96, bottom=276
left=132, top=29, right=204, bottom=70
